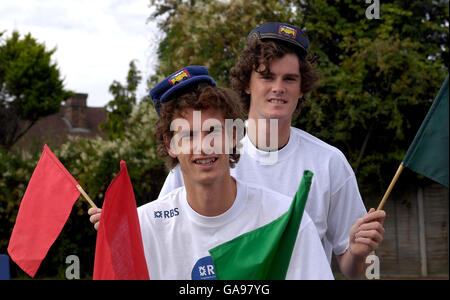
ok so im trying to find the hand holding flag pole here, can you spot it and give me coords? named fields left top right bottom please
left=377, top=75, right=449, bottom=211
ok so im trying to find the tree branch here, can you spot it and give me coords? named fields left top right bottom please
left=6, top=119, right=37, bottom=151
left=354, top=122, right=375, bottom=175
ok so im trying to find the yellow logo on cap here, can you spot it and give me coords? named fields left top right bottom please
left=279, top=25, right=297, bottom=39
left=169, top=69, right=191, bottom=86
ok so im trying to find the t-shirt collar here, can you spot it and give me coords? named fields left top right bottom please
left=181, top=177, right=247, bottom=227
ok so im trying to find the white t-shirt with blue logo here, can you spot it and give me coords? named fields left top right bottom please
left=158, top=127, right=367, bottom=263
left=138, top=178, right=333, bottom=280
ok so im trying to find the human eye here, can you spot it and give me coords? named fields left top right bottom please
left=285, top=75, right=300, bottom=82
left=212, top=124, right=223, bottom=132
left=258, top=73, right=273, bottom=80
left=179, top=130, right=193, bottom=139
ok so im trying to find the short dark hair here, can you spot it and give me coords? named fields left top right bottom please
left=154, top=84, right=245, bottom=170
left=230, top=38, right=320, bottom=118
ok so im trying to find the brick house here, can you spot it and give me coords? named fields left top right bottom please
left=14, top=93, right=107, bottom=152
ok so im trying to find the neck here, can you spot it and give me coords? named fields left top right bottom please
left=247, top=116, right=291, bottom=151
left=183, top=174, right=237, bottom=217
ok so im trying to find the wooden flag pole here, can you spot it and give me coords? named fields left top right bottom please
left=377, top=164, right=405, bottom=211
left=76, top=185, right=98, bottom=209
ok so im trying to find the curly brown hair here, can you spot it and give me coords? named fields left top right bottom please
left=154, top=84, right=245, bottom=170
left=230, top=38, right=320, bottom=118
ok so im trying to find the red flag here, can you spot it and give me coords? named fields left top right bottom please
left=93, top=161, right=149, bottom=280
left=7, top=145, right=80, bottom=277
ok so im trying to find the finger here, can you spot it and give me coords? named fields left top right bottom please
left=362, top=209, right=386, bottom=224
left=354, top=237, right=379, bottom=250
left=374, top=209, right=387, bottom=225
left=355, top=230, right=383, bottom=244
left=358, top=222, right=385, bottom=234
left=94, top=222, right=99, bottom=231
left=352, top=216, right=367, bottom=230
left=89, top=213, right=101, bottom=224
left=88, top=207, right=101, bottom=216
left=350, top=210, right=383, bottom=237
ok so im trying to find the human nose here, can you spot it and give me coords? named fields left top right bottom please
left=192, top=132, right=212, bottom=155
left=271, top=78, right=285, bottom=94
left=192, top=131, right=202, bottom=155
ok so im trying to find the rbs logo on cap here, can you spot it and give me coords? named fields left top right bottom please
left=169, top=69, right=191, bottom=86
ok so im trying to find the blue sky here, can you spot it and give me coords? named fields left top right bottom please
left=0, top=0, right=161, bottom=107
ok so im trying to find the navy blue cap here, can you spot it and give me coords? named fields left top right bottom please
left=150, top=66, right=216, bottom=115
left=247, top=22, right=309, bottom=55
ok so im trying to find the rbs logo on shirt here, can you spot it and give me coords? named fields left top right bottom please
left=154, top=208, right=179, bottom=219
left=192, top=256, right=216, bottom=280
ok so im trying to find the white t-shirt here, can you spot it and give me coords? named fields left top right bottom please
left=138, top=178, right=334, bottom=280
left=159, top=127, right=367, bottom=262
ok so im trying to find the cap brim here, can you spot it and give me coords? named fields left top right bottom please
left=259, top=34, right=308, bottom=55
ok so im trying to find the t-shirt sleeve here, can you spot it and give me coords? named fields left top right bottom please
left=326, top=173, right=367, bottom=256
left=158, top=164, right=185, bottom=198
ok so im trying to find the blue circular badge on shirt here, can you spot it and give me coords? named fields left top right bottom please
left=191, top=256, right=216, bottom=280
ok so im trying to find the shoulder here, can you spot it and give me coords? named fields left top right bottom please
left=243, top=180, right=318, bottom=235
left=241, top=179, right=293, bottom=216
left=291, top=127, right=355, bottom=174
left=291, top=127, right=347, bottom=160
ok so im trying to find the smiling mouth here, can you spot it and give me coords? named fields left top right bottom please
left=193, top=157, right=218, bottom=165
left=268, top=99, right=287, bottom=104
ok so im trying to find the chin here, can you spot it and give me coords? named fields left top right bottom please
left=195, top=175, right=220, bottom=186
left=265, top=111, right=291, bottom=120
left=195, top=167, right=229, bottom=185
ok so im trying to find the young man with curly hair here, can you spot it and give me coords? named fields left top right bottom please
left=89, top=66, right=333, bottom=279
left=158, top=23, right=386, bottom=280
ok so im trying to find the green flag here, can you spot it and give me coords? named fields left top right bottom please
left=209, top=170, right=313, bottom=280
left=402, top=75, right=449, bottom=188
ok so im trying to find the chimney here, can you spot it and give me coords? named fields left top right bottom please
left=65, top=93, right=88, bottom=129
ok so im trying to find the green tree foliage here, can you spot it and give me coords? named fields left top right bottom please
left=149, top=0, right=297, bottom=86
left=0, top=31, right=72, bottom=151
left=100, top=60, right=142, bottom=140
left=148, top=0, right=448, bottom=193
left=292, top=0, right=448, bottom=192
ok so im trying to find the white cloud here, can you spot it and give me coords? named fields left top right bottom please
left=0, top=0, right=161, bottom=107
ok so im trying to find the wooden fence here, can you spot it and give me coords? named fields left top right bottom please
left=332, top=183, right=449, bottom=279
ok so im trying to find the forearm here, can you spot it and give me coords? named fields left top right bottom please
left=340, top=208, right=386, bottom=279
left=337, top=249, right=368, bottom=280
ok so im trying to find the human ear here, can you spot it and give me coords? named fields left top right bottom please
left=164, top=134, right=177, bottom=158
